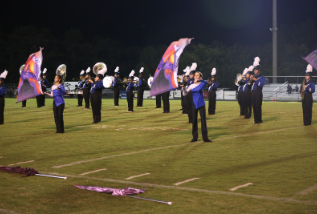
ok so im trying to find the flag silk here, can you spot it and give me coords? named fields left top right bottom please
left=17, top=48, right=43, bottom=102
left=150, top=38, right=193, bottom=97
left=75, top=185, right=146, bottom=196
left=303, top=49, right=317, bottom=71
left=0, top=166, right=39, bottom=176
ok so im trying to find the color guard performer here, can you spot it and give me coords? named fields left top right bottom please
left=0, top=70, right=8, bottom=125
left=45, top=75, right=66, bottom=133
left=251, top=57, right=265, bottom=124
left=136, top=67, right=146, bottom=107
left=301, top=64, right=315, bottom=126
left=208, top=68, right=218, bottom=115
left=21, top=100, right=27, bottom=107
left=185, top=63, right=197, bottom=122
left=112, top=66, right=121, bottom=107
left=127, top=71, right=135, bottom=112
left=183, top=71, right=211, bottom=142
left=77, top=70, right=85, bottom=107
left=162, top=91, right=170, bottom=113
left=40, top=68, right=48, bottom=107
left=90, top=67, right=106, bottom=123
left=83, top=67, right=92, bottom=109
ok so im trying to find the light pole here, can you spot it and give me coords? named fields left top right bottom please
left=270, top=0, right=278, bottom=83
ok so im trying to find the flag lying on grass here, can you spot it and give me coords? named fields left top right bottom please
left=75, top=185, right=146, bottom=196
left=17, top=48, right=44, bottom=102
left=0, top=166, right=38, bottom=176
left=303, top=49, right=317, bottom=71
left=150, top=38, right=193, bottom=97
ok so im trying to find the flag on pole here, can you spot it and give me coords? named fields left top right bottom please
left=17, top=48, right=44, bottom=102
left=150, top=38, right=193, bottom=97
left=75, top=185, right=146, bottom=196
left=303, top=49, right=317, bottom=71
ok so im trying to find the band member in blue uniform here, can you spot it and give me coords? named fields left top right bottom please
left=179, top=67, right=190, bottom=113
left=45, top=75, right=66, bottom=133
left=185, top=67, right=196, bottom=121
left=183, top=71, right=211, bottom=142
left=77, top=70, right=85, bottom=107
left=90, top=68, right=106, bottom=123
left=112, top=67, right=121, bottom=107
left=208, top=68, right=219, bottom=115
left=126, top=75, right=135, bottom=112
left=236, top=76, right=245, bottom=116
left=251, top=57, right=265, bottom=124
left=162, top=91, right=170, bottom=113
left=83, top=67, right=92, bottom=109
left=301, top=64, right=315, bottom=126
left=0, top=70, right=8, bottom=125
left=243, top=66, right=253, bottom=119
left=136, top=67, right=145, bottom=107
left=40, top=69, right=48, bottom=107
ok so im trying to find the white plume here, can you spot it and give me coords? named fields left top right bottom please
left=43, top=68, right=47, bottom=74
left=306, top=64, right=313, bottom=73
left=98, top=66, right=107, bottom=76
left=183, top=66, right=190, bottom=73
left=185, top=69, right=191, bottom=76
left=248, top=65, right=254, bottom=72
left=114, top=66, right=119, bottom=73
left=129, top=70, right=135, bottom=77
left=86, top=67, right=91, bottom=73
left=253, top=56, right=260, bottom=67
left=211, top=68, right=216, bottom=76
left=242, top=68, right=248, bottom=76
left=139, top=67, right=144, bottom=73
left=0, top=70, right=8, bottom=79
left=190, top=62, right=197, bottom=71
left=80, top=70, right=85, bottom=75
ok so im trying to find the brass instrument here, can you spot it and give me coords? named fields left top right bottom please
left=19, top=64, right=25, bottom=75
left=301, top=79, right=306, bottom=100
left=234, top=73, right=242, bottom=85
left=93, top=62, right=106, bottom=75
left=56, top=64, right=67, bottom=82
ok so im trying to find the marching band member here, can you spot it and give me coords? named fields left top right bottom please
left=183, top=71, right=211, bottom=142
left=83, top=67, right=92, bottom=109
left=45, top=75, right=66, bottom=133
left=136, top=67, right=146, bottom=107
left=243, top=66, right=253, bottom=119
left=112, top=66, right=121, bottom=107
left=208, top=68, right=218, bottom=115
left=40, top=68, right=48, bottom=107
left=237, top=75, right=245, bottom=116
left=127, top=71, right=135, bottom=112
left=179, top=66, right=190, bottom=114
left=0, top=70, right=8, bottom=125
left=90, top=67, right=106, bottom=123
left=251, top=57, right=265, bottom=124
left=301, top=64, right=315, bottom=126
left=77, top=70, right=85, bottom=107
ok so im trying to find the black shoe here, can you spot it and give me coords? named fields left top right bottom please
left=204, top=139, right=212, bottom=142
left=180, top=109, right=183, bottom=110
left=191, top=139, right=197, bottom=142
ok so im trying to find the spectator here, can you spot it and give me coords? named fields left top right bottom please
left=295, top=85, right=299, bottom=92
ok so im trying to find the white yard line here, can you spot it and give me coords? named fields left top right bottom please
left=230, top=183, right=253, bottom=191
left=46, top=172, right=317, bottom=206
left=126, top=173, right=150, bottom=180
left=174, top=178, right=200, bottom=186
left=296, top=184, right=317, bottom=195
left=52, top=125, right=305, bottom=169
left=79, top=168, right=107, bottom=176
left=8, top=160, right=34, bottom=166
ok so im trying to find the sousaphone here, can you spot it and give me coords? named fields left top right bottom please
left=19, top=64, right=25, bottom=75
left=56, top=64, right=67, bottom=82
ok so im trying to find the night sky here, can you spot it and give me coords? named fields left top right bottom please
left=1, top=0, right=317, bottom=47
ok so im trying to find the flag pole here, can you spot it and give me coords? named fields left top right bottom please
left=126, top=195, right=172, bottom=205
left=35, top=174, right=67, bottom=179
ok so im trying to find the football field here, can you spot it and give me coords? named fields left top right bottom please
left=1, top=98, right=317, bottom=214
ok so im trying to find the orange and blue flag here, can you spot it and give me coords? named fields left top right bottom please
left=150, top=38, right=193, bottom=97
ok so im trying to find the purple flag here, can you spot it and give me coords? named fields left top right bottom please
left=75, top=185, right=146, bottom=196
left=303, top=50, right=317, bottom=71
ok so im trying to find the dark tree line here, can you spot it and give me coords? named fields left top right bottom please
left=0, top=19, right=316, bottom=89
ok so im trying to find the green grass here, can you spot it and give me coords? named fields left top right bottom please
left=1, top=97, right=317, bottom=214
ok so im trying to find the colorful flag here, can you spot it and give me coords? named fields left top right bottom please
left=75, top=185, right=146, bottom=196
left=303, top=50, right=317, bottom=71
left=150, top=38, right=193, bottom=97
left=17, top=48, right=44, bottom=102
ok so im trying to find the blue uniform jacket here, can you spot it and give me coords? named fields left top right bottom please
left=126, top=82, right=134, bottom=92
left=78, top=80, right=84, bottom=88
left=0, top=84, right=6, bottom=96
left=41, top=79, right=48, bottom=88
left=252, top=75, right=266, bottom=91
left=208, top=81, right=218, bottom=92
left=304, top=80, right=315, bottom=93
left=111, top=77, right=118, bottom=87
left=47, top=84, right=66, bottom=107
left=242, top=79, right=251, bottom=92
left=90, top=81, right=103, bottom=94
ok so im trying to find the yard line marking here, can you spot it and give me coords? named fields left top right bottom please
left=296, top=184, right=317, bottom=195
left=52, top=144, right=184, bottom=168
left=45, top=172, right=317, bottom=206
left=174, top=178, right=200, bottom=186
left=230, top=183, right=253, bottom=191
left=79, top=168, right=107, bottom=176
left=126, top=173, right=150, bottom=180
left=52, top=125, right=305, bottom=169
left=0, top=208, right=22, bottom=214
left=8, top=160, right=34, bottom=166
